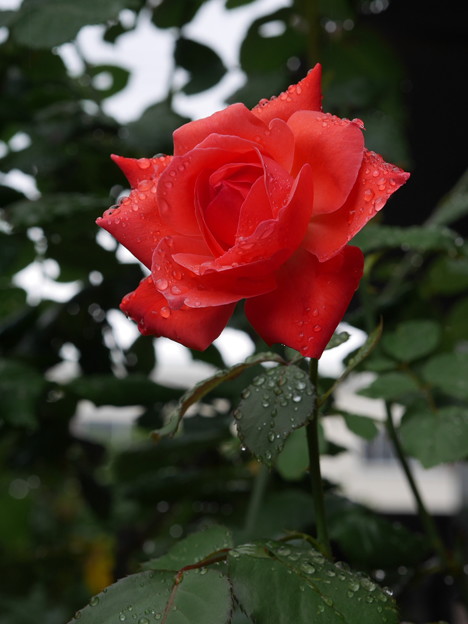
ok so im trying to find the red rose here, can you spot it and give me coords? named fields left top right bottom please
left=97, top=64, right=409, bottom=357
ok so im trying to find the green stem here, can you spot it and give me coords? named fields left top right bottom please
left=384, top=402, right=448, bottom=565
left=244, top=463, right=269, bottom=537
left=306, top=358, right=332, bottom=558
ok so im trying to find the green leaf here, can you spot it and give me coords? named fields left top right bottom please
left=151, top=0, right=204, bottom=29
left=327, top=497, right=429, bottom=568
left=8, top=194, right=105, bottom=230
left=320, top=322, right=382, bottom=404
left=143, top=525, right=233, bottom=571
left=352, top=224, right=457, bottom=254
left=174, top=38, right=226, bottom=95
left=0, top=358, right=45, bottom=429
left=399, top=406, right=468, bottom=468
left=240, top=9, right=306, bottom=73
left=12, top=0, right=127, bottom=49
left=228, top=542, right=398, bottom=624
left=88, top=64, right=130, bottom=98
left=276, top=428, right=309, bottom=480
left=124, top=101, right=190, bottom=155
left=225, top=0, right=257, bottom=8
left=429, top=167, right=468, bottom=227
left=68, top=374, right=182, bottom=407
left=326, top=331, right=351, bottom=350
left=152, top=352, right=284, bottom=440
left=358, top=372, right=419, bottom=401
left=422, top=352, right=468, bottom=400
left=423, top=256, right=468, bottom=295
left=382, top=319, right=441, bottom=362
left=342, top=413, right=379, bottom=440
left=0, top=10, right=17, bottom=28
left=235, top=364, right=315, bottom=466
left=69, top=568, right=232, bottom=624
left=445, top=297, right=468, bottom=346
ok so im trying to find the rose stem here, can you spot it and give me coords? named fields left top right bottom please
left=306, top=357, right=332, bottom=558
left=243, top=463, right=269, bottom=538
left=384, top=401, right=449, bottom=566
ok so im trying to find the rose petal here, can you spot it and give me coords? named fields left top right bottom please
left=216, top=162, right=314, bottom=272
left=288, top=111, right=364, bottom=215
left=159, top=135, right=261, bottom=237
left=97, top=159, right=175, bottom=268
left=251, top=64, right=322, bottom=123
left=173, top=103, right=295, bottom=171
left=152, top=236, right=277, bottom=309
left=245, top=246, right=364, bottom=358
left=111, top=154, right=172, bottom=188
left=121, top=275, right=235, bottom=350
left=304, top=150, right=411, bottom=261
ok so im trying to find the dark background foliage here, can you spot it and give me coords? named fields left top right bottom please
left=1, top=1, right=467, bottom=622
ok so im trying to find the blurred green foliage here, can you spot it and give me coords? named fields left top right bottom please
left=1, top=1, right=468, bottom=623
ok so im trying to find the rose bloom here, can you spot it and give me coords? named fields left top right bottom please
left=98, top=64, right=409, bottom=358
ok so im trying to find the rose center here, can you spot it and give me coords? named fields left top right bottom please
left=203, top=162, right=262, bottom=250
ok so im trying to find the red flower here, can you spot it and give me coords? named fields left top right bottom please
left=97, top=64, right=409, bottom=357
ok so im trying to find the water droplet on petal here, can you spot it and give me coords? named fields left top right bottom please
left=363, top=188, right=374, bottom=202
left=156, top=278, right=168, bottom=291
left=160, top=306, right=171, bottom=319
left=313, top=324, right=321, bottom=333
left=137, top=158, right=151, bottom=169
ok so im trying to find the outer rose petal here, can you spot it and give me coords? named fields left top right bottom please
left=110, top=154, right=172, bottom=188
left=288, top=111, right=364, bottom=215
left=173, top=104, right=295, bottom=171
left=121, top=275, right=235, bottom=350
left=304, top=150, right=411, bottom=261
left=97, top=157, right=175, bottom=268
left=151, top=236, right=277, bottom=309
left=251, top=63, right=323, bottom=123
left=245, top=246, right=364, bottom=358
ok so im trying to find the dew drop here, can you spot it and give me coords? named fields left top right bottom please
left=137, top=158, right=151, bottom=169
left=253, top=376, right=266, bottom=386
left=301, top=562, right=316, bottom=574
left=160, top=306, right=171, bottom=319
left=119, top=613, right=126, bottom=622
left=156, top=278, right=168, bottom=291
left=363, top=188, right=374, bottom=202
left=89, top=596, right=100, bottom=607
left=241, top=389, right=251, bottom=399
left=348, top=580, right=359, bottom=592
left=292, top=394, right=302, bottom=403
left=313, top=324, right=321, bottom=333
left=268, top=431, right=275, bottom=443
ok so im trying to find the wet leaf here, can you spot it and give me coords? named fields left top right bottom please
left=228, top=541, right=398, bottom=624
left=143, top=525, right=233, bottom=571
left=235, top=364, right=315, bottom=466
left=399, top=406, right=468, bottom=468
left=68, top=568, right=232, bottom=624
